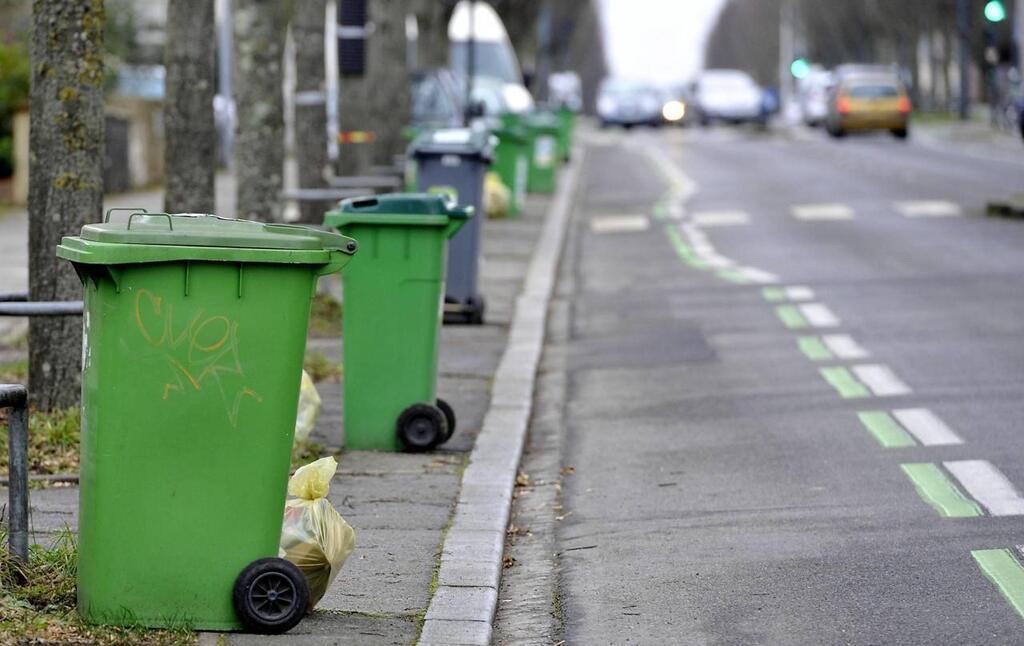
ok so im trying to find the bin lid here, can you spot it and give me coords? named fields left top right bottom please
left=409, top=127, right=495, bottom=162
left=525, top=112, right=561, bottom=131
left=325, top=193, right=472, bottom=228
left=58, top=209, right=358, bottom=266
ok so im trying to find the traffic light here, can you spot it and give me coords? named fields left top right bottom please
left=790, top=58, right=811, bottom=80
left=984, top=0, right=1006, bottom=23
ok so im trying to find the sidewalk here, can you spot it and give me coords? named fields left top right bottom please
left=1, top=174, right=561, bottom=643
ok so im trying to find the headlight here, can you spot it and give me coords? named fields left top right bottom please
left=597, top=96, right=617, bottom=115
left=662, top=100, right=686, bottom=122
left=501, top=84, right=534, bottom=113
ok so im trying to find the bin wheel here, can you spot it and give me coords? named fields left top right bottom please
left=436, top=398, right=457, bottom=440
left=233, top=557, right=309, bottom=634
left=397, top=403, right=448, bottom=452
left=466, top=295, right=486, bottom=325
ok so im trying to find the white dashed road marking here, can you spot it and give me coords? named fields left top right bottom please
left=738, top=267, right=779, bottom=284
left=691, top=210, right=751, bottom=227
left=792, top=203, right=856, bottom=221
left=945, top=460, right=1024, bottom=516
left=784, top=286, right=815, bottom=301
left=851, top=364, right=912, bottom=396
left=799, top=303, right=841, bottom=327
left=590, top=215, right=650, bottom=233
left=895, top=200, right=962, bottom=218
left=822, top=334, right=869, bottom=359
left=892, top=408, right=963, bottom=446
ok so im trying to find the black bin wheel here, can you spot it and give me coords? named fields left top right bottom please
left=233, top=557, right=309, bottom=634
left=467, top=295, right=486, bottom=325
left=396, top=403, right=448, bottom=452
left=436, top=398, right=457, bottom=441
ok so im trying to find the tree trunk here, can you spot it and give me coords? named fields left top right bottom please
left=164, top=0, right=217, bottom=214
left=293, top=0, right=328, bottom=223
left=233, top=0, right=289, bottom=221
left=28, top=0, right=105, bottom=411
left=412, top=0, right=452, bottom=69
left=336, top=0, right=409, bottom=176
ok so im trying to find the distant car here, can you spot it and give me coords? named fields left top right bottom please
left=596, top=79, right=664, bottom=128
left=825, top=73, right=911, bottom=139
left=693, top=69, right=767, bottom=126
left=798, top=70, right=834, bottom=127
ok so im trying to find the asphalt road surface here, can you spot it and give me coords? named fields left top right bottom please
left=555, top=124, right=1024, bottom=645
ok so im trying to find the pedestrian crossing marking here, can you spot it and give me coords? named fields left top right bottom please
left=822, top=334, right=869, bottom=359
left=945, top=460, right=1024, bottom=516
left=895, top=200, right=962, bottom=218
left=858, top=408, right=961, bottom=448
left=819, top=366, right=871, bottom=398
left=892, top=408, right=962, bottom=446
left=691, top=210, right=751, bottom=227
left=901, top=463, right=983, bottom=518
left=590, top=215, right=650, bottom=233
left=792, top=203, right=856, bottom=221
left=850, top=364, right=912, bottom=396
left=798, top=336, right=833, bottom=361
left=799, top=303, right=840, bottom=327
left=763, top=286, right=815, bottom=302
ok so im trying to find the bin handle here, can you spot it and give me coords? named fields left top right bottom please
left=126, top=212, right=174, bottom=231
left=104, top=207, right=149, bottom=223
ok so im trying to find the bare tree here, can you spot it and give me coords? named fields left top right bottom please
left=293, top=0, right=328, bottom=223
left=164, top=0, right=216, bottom=214
left=233, top=0, right=289, bottom=221
left=28, top=0, right=105, bottom=410
left=412, top=0, right=454, bottom=69
left=336, top=0, right=409, bottom=176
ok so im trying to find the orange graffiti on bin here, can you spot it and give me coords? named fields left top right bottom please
left=134, top=288, right=262, bottom=427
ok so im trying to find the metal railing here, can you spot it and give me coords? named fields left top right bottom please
left=2, top=384, right=28, bottom=563
left=0, top=292, right=83, bottom=316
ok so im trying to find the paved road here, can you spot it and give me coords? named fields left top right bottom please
left=555, top=125, right=1024, bottom=644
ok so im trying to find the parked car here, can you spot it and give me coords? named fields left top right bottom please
left=658, top=82, right=692, bottom=126
left=410, top=68, right=464, bottom=129
left=825, top=73, right=911, bottom=139
left=798, top=69, right=834, bottom=127
left=692, top=69, right=768, bottom=126
left=596, top=78, right=664, bottom=128
left=448, top=0, right=534, bottom=114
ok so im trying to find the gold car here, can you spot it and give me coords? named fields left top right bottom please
left=826, top=75, right=911, bottom=139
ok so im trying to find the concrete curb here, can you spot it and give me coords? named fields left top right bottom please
left=417, top=150, right=584, bottom=646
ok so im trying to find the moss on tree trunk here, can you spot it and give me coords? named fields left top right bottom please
left=27, top=0, right=105, bottom=410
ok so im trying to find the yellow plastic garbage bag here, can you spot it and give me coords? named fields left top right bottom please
left=484, top=171, right=511, bottom=219
left=280, top=456, right=356, bottom=610
left=294, top=370, right=321, bottom=445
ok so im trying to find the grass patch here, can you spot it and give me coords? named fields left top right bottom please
left=1, top=407, right=81, bottom=478
left=0, top=528, right=195, bottom=644
left=0, top=357, right=27, bottom=382
left=304, top=351, right=343, bottom=383
left=308, top=293, right=342, bottom=339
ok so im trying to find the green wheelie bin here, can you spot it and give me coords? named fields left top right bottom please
left=56, top=209, right=357, bottom=634
left=323, top=194, right=471, bottom=452
left=490, top=119, right=528, bottom=217
left=523, top=112, right=560, bottom=194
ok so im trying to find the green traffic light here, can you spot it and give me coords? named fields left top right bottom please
left=984, top=0, right=1006, bottom=22
left=790, top=58, right=811, bottom=80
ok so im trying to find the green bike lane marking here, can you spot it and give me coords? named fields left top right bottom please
left=762, top=287, right=785, bottom=301
left=818, top=366, right=871, bottom=399
left=664, top=226, right=710, bottom=269
left=798, top=336, right=833, bottom=361
left=776, top=305, right=808, bottom=328
left=900, top=463, right=983, bottom=518
left=716, top=269, right=751, bottom=284
left=858, top=411, right=916, bottom=448
left=973, top=549, right=1024, bottom=620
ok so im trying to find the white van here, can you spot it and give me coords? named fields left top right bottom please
left=448, top=1, right=534, bottom=114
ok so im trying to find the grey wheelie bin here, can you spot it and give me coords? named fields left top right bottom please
left=409, top=127, right=495, bottom=325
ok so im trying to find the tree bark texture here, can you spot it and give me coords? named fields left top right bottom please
left=293, top=0, right=328, bottom=223
left=233, top=0, right=288, bottom=221
left=164, top=0, right=217, bottom=214
left=28, top=0, right=105, bottom=410
left=412, top=0, right=452, bottom=70
left=336, top=0, right=409, bottom=176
